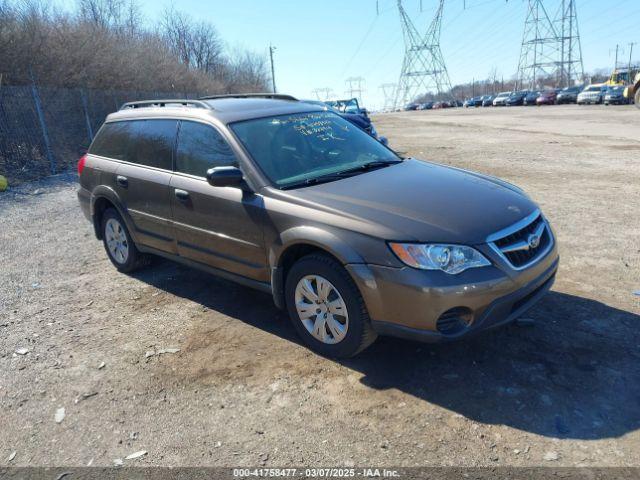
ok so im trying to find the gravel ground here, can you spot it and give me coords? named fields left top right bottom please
left=1, top=105, right=639, bottom=468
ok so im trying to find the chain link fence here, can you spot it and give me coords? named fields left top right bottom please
left=0, top=85, right=200, bottom=185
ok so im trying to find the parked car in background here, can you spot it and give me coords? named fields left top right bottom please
left=78, top=95, right=559, bottom=358
left=536, top=89, right=558, bottom=105
left=493, top=92, right=511, bottom=106
left=405, top=103, right=420, bottom=111
left=432, top=101, right=450, bottom=109
left=482, top=95, right=496, bottom=107
left=417, top=102, right=434, bottom=110
left=327, top=98, right=368, bottom=116
left=523, top=91, right=541, bottom=106
left=506, top=91, right=528, bottom=106
left=577, top=85, right=606, bottom=105
left=464, top=96, right=483, bottom=108
left=604, top=86, right=630, bottom=105
left=556, top=85, right=582, bottom=104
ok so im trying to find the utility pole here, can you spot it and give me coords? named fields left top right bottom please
left=269, top=44, right=277, bottom=94
left=516, top=0, right=584, bottom=89
left=394, top=0, right=454, bottom=109
left=614, top=44, right=619, bottom=70
left=629, top=42, right=637, bottom=81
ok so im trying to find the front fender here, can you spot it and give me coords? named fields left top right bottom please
left=269, top=225, right=366, bottom=268
left=268, top=226, right=368, bottom=309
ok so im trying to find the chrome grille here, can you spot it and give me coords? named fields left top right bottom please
left=488, top=211, right=552, bottom=269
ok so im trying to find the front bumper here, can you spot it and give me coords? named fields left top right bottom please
left=347, top=240, right=559, bottom=343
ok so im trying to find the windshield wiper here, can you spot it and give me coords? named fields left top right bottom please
left=280, top=174, right=347, bottom=190
left=336, top=159, right=403, bottom=175
left=280, top=159, right=402, bottom=190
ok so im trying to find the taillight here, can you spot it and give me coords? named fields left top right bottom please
left=77, top=154, right=87, bottom=175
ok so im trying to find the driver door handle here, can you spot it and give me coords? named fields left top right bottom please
left=116, top=175, right=128, bottom=188
left=174, top=189, right=190, bottom=201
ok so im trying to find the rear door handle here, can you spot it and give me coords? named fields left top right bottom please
left=116, top=175, right=128, bottom=188
left=174, top=189, right=190, bottom=201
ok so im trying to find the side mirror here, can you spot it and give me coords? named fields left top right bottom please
left=379, top=136, right=389, bottom=146
left=206, top=166, right=244, bottom=188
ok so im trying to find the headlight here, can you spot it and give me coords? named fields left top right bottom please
left=389, top=243, right=491, bottom=274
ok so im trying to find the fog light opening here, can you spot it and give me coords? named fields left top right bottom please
left=436, top=307, right=474, bottom=335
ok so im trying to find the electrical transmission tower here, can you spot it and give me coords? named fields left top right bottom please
left=311, top=87, right=335, bottom=101
left=345, top=76, right=366, bottom=103
left=516, top=0, right=584, bottom=90
left=394, top=0, right=454, bottom=110
left=379, top=83, right=397, bottom=111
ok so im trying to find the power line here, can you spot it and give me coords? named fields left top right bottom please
left=340, top=15, right=379, bottom=78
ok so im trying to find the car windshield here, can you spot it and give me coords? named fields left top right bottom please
left=328, top=98, right=360, bottom=113
left=230, top=111, right=400, bottom=189
left=585, top=86, right=601, bottom=92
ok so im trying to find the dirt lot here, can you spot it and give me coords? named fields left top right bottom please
left=1, top=105, right=639, bottom=468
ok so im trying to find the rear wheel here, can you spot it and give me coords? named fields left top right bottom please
left=285, top=254, right=377, bottom=358
left=101, top=208, right=148, bottom=273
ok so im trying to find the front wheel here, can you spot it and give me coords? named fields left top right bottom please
left=285, top=254, right=377, bottom=358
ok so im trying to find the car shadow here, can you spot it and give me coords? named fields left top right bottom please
left=131, top=259, right=640, bottom=441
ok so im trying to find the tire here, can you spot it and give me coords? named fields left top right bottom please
left=635, top=89, right=640, bottom=109
left=285, top=254, right=377, bottom=358
left=101, top=208, right=149, bottom=273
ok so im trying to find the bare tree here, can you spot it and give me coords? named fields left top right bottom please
left=161, top=6, right=223, bottom=73
left=0, top=0, right=267, bottom=93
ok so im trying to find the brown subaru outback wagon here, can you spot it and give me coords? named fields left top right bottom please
left=77, top=94, right=559, bottom=357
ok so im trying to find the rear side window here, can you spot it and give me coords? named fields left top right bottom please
left=176, top=121, right=237, bottom=177
left=89, top=122, right=133, bottom=160
left=128, top=120, right=177, bottom=170
left=89, top=119, right=177, bottom=170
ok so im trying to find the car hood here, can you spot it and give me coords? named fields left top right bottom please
left=279, top=159, right=537, bottom=244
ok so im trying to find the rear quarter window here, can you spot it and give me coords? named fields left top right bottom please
left=89, top=121, right=132, bottom=160
left=89, top=119, right=177, bottom=170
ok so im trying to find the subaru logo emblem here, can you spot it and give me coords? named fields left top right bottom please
left=528, top=234, right=541, bottom=249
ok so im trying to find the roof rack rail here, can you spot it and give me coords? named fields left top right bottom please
left=119, top=99, right=212, bottom=111
left=199, top=93, right=298, bottom=101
